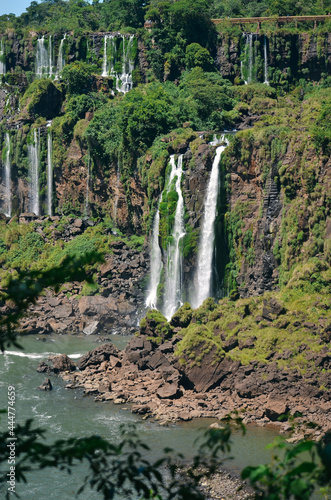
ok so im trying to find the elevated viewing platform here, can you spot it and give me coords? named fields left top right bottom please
left=212, top=15, right=331, bottom=31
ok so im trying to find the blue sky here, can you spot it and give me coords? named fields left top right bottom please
left=0, top=0, right=41, bottom=17
left=0, top=0, right=92, bottom=17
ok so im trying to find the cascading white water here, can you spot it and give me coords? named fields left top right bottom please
left=241, top=33, right=247, bottom=84
left=192, top=138, right=228, bottom=309
left=47, top=127, right=52, bottom=216
left=28, top=129, right=40, bottom=215
left=102, top=34, right=134, bottom=93
left=145, top=206, right=163, bottom=310
left=114, top=158, right=120, bottom=223
left=263, top=35, right=269, bottom=85
left=248, top=34, right=253, bottom=83
left=85, top=151, right=90, bottom=216
left=56, top=35, right=66, bottom=78
left=163, top=155, right=186, bottom=320
left=116, top=35, right=134, bottom=93
left=102, top=35, right=109, bottom=77
left=36, top=36, right=50, bottom=78
left=48, top=35, right=53, bottom=78
left=3, top=133, right=11, bottom=217
left=0, top=40, right=6, bottom=75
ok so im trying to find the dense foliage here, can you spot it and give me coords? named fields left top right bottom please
left=1, top=0, right=331, bottom=33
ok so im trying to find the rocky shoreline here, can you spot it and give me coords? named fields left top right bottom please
left=38, top=330, right=331, bottom=442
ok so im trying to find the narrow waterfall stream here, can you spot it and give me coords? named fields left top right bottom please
left=84, top=151, right=90, bottom=216
left=248, top=33, right=253, bottom=83
left=101, top=34, right=109, bottom=77
left=114, top=158, right=120, bottom=224
left=56, top=35, right=66, bottom=78
left=264, top=35, right=269, bottom=85
left=163, top=155, right=186, bottom=320
left=36, top=36, right=50, bottom=78
left=28, top=129, right=40, bottom=215
left=0, top=40, right=6, bottom=74
left=101, top=34, right=134, bottom=93
left=3, top=132, right=11, bottom=217
left=48, top=35, right=53, bottom=78
left=47, top=126, right=53, bottom=216
left=192, top=139, right=228, bottom=309
left=241, top=33, right=254, bottom=84
left=117, top=35, right=134, bottom=93
left=145, top=206, right=163, bottom=309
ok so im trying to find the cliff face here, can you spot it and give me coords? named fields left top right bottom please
left=1, top=30, right=329, bottom=92
left=217, top=32, right=331, bottom=84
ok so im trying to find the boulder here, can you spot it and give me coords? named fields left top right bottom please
left=83, top=321, right=99, bottom=335
left=38, top=378, right=52, bottom=391
left=265, top=396, right=289, bottom=421
left=78, top=296, right=118, bottom=316
left=98, top=380, right=112, bottom=393
left=49, top=354, right=76, bottom=373
left=78, top=343, right=120, bottom=371
left=182, top=347, right=240, bottom=392
left=36, top=361, right=52, bottom=373
left=157, top=382, right=180, bottom=399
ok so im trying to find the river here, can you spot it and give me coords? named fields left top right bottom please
left=1, top=334, right=280, bottom=499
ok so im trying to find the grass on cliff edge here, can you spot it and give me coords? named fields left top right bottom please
left=143, top=262, right=330, bottom=382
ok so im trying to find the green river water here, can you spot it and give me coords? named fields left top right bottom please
left=1, top=334, right=281, bottom=499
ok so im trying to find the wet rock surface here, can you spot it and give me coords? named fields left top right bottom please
left=53, top=336, right=331, bottom=441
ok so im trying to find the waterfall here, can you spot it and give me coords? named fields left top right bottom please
left=241, top=33, right=255, bottom=84
left=163, top=155, right=186, bottom=320
left=102, top=34, right=134, bottom=93
left=248, top=34, right=253, bottom=83
left=56, top=35, right=66, bottom=78
left=48, top=35, right=53, bottom=78
left=84, top=151, right=90, bottom=216
left=36, top=36, right=50, bottom=78
left=3, top=133, right=11, bottom=217
left=116, top=35, right=134, bottom=93
left=263, top=35, right=269, bottom=85
left=114, top=158, right=120, bottom=223
left=47, top=126, right=52, bottom=216
left=102, top=35, right=109, bottom=77
left=192, top=139, right=228, bottom=309
left=0, top=40, right=6, bottom=75
left=145, top=206, right=163, bottom=309
left=240, top=34, right=247, bottom=84
left=28, top=129, right=40, bottom=215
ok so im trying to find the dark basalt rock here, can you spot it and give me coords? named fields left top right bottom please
left=78, top=343, right=121, bottom=371
left=38, top=378, right=52, bottom=391
left=48, top=354, right=76, bottom=373
left=37, top=361, right=52, bottom=373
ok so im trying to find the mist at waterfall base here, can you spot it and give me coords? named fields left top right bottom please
left=1, top=334, right=280, bottom=499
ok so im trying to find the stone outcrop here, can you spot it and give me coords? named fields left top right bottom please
left=55, top=335, right=331, bottom=440
left=38, top=378, right=52, bottom=391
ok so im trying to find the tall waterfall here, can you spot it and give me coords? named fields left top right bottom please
left=116, top=35, right=134, bottom=93
left=84, top=151, right=90, bottom=216
left=242, top=33, right=254, bottom=84
left=56, top=35, right=66, bottom=78
left=114, top=158, right=120, bottom=223
left=163, top=155, right=186, bottom=320
left=0, top=40, right=6, bottom=75
left=36, top=36, right=52, bottom=78
left=47, top=127, right=53, bottom=216
left=192, top=139, right=228, bottom=309
left=28, top=129, right=40, bottom=215
left=101, top=34, right=134, bottom=93
left=145, top=206, right=163, bottom=310
left=263, top=35, right=269, bottom=85
left=3, top=133, right=11, bottom=217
